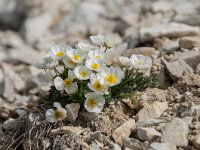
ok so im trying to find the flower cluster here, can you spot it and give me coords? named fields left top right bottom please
left=35, top=34, right=153, bottom=123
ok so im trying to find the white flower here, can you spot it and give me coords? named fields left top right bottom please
left=88, top=50, right=107, bottom=60
left=45, top=102, right=67, bottom=123
left=100, top=66, right=125, bottom=86
left=75, top=41, right=97, bottom=52
left=130, top=54, right=152, bottom=70
left=63, top=56, right=76, bottom=69
left=88, top=74, right=108, bottom=95
left=48, top=44, right=70, bottom=60
left=67, top=49, right=86, bottom=63
left=74, top=66, right=92, bottom=80
left=85, top=58, right=105, bottom=72
left=119, top=56, right=131, bottom=67
left=104, top=34, right=121, bottom=48
left=90, top=35, right=105, bottom=46
left=34, top=56, right=59, bottom=69
left=84, top=92, right=105, bottom=113
left=54, top=70, right=78, bottom=94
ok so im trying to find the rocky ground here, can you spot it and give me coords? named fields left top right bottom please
left=0, top=0, right=200, bottom=149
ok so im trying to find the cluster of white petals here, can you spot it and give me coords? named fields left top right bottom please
left=35, top=34, right=152, bottom=123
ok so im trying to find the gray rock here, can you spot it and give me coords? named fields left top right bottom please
left=136, top=101, right=168, bottom=120
left=179, top=36, right=200, bottom=49
left=150, top=142, right=176, bottom=150
left=24, top=12, right=53, bottom=44
left=193, top=132, right=200, bottom=149
left=90, top=131, right=103, bottom=143
left=137, top=127, right=161, bottom=141
left=112, top=119, right=136, bottom=145
left=0, top=0, right=25, bottom=30
left=65, top=103, right=80, bottom=122
left=50, top=126, right=82, bottom=135
left=162, top=57, right=193, bottom=80
left=162, top=118, right=189, bottom=146
left=174, top=14, right=200, bottom=26
left=136, top=119, right=165, bottom=127
left=90, top=144, right=100, bottom=150
left=122, top=137, right=149, bottom=150
left=140, top=22, right=199, bottom=42
left=151, top=1, right=173, bottom=12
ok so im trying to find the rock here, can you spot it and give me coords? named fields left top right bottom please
left=65, top=103, right=80, bottom=122
left=90, top=131, right=103, bottom=143
left=193, top=132, right=200, bottom=149
left=174, top=14, right=200, bottom=26
left=0, top=0, right=25, bottom=30
left=9, top=46, right=45, bottom=65
left=179, top=36, right=200, bottom=49
left=162, top=57, right=193, bottom=80
left=150, top=142, right=176, bottom=150
left=24, top=12, right=53, bottom=44
left=112, top=119, right=136, bottom=145
left=3, top=118, right=17, bottom=130
left=122, top=137, right=149, bottom=150
left=136, top=119, right=165, bottom=127
left=90, top=144, right=100, bottom=150
left=123, top=47, right=155, bottom=57
left=0, top=124, right=3, bottom=136
left=151, top=1, right=173, bottom=12
left=137, top=127, right=161, bottom=141
left=140, top=22, right=199, bottom=42
left=136, top=101, right=168, bottom=120
left=50, top=126, right=82, bottom=134
left=161, top=118, right=189, bottom=146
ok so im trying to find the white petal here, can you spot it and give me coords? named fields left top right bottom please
left=53, top=102, right=62, bottom=109
left=64, top=82, right=78, bottom=94
left=54, top=77, right=64, bottom=91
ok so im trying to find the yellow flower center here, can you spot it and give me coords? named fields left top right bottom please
left=104, top=41, right=113, bottom=48
left=137, top=60, right=142, bottom=65
left=68, top=59, right=75, bottom=65
left=91, top=63, right=100, bottom=70
left=87, top=98, right=97, bottom=107
left=95, top=55, right=102, bottom=59
left=56, top=51, right=65, bottom=57
left=93, top=81, right=104, bottom=91
left=64, top=77, right=72, bottom=87
left=73, top=55, right=80, bottom=61
left=80, top=71, right=87, bottom=77
left=105, top=74, right=117, bottom=85
left=54, top=109, right=65, bottom=119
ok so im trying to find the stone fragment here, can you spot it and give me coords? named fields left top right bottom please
left=90, top=131, right=103, bottom=143
left=90, top=144, right=100, bottom=150
left=50, top=126, right=82, bottom=134
left=112, top=119, right=136, bottom=145
left=136, top=101, right=168, bottom=120
left=122, top=137, right=149, bottom=150
left=65, top=103, right=80, bottom=122
left=137, top=127, right=161, bottom=141
left=136, top=119, right=165, bottom=127
left=3, top=118, right=17, bottom=130
left=150, top=142, right=176, bottom=150
left=162, top=57, right=193, bottom=80
left=193, top=132, right=200, bottom=149
left=162, top=118, right=189, bottom=146
left=179, top=36, right=200, bottom=49
left=140, top=22, right=199, bottom=42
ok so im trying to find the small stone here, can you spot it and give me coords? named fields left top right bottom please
left=90, top=144, right=100, bottom=150
left=123, top=47, right=155, bottom=57
left=136, top=119, right=165, bottom=127
left=150, top=142, right=176, bottom=150
left=112, top=119, right=136, bottom=145
left=137, top=127, right=161, bottom=141
left=136, top=101, right=168, bottom=120
left=193, top=132, right=200, bottom=149
left=65, top=103, right=80, bottom=122
left=162, top=118, right=189, bottom=146
left=90, top=131, right=103, bottom=143
left=3, top=118, right=17, bottom=130
left=50, top=126, right=82, bottom=135
left=140, top=22, right=199, bottom=42
left=179, top=36, right=200, bottom=49
left=122, top=137, right=149, bottom=150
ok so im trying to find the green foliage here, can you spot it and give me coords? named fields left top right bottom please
left=43, top=69, right=158, bottom=107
